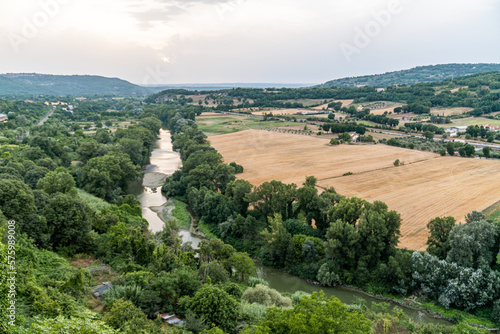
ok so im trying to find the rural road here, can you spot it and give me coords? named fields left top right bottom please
left=38, top=106, right=56, bottom=126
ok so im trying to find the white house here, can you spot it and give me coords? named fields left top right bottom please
left=445, top=126, right=467, bottom=136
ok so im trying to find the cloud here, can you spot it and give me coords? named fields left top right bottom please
left=128, top=6, right=185, bottom=30
left=1, top=0, right=499, bottom=84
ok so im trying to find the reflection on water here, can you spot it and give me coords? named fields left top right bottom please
left=136, top=129, right=203, bottom=247
left=179, top=229, right=201, bottom=249
left=257, top=265, right=452, bottom=326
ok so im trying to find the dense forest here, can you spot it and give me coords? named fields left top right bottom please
left=318, top=63, right=500, bottom=88
left=0, top=74, right=150, bottom=96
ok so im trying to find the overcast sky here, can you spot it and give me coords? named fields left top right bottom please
left=1, top=0, right=499, bottom=85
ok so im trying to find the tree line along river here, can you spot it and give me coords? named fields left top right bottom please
left=133, top=129, right=452, bottom=326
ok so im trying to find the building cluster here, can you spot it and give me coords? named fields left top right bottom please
left=445, top=124, right=500, bottom=137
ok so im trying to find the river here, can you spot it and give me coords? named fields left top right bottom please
left=257, top=265, right=451, bottom=326
left=132, top=129, right=202, bottom=248
left=136, top=129, right=451, bottom=326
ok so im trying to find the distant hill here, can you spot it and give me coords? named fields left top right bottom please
left=319, top=63, right=500, bottom=88
left=0, top=73, right=150, bottom=96
left=142, top=83, right=315, bottom=94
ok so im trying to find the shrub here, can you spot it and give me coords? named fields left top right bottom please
left=240, top=301, right=268, bottom=323
left=242, top=284, right=292, bottom=307
left=222, top=282, right=243, bottom=299
left=291, top=291, right=311, bottom=305
left=317, top=263, right=340, bottom=287
left=329, top=138, right=340, bottom=145
left=247, top=276, right=269, bottom=287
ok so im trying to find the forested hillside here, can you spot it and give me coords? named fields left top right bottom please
left=318, top=64, right=500, bottom=88
left=0, top=73, right=150, bottom=96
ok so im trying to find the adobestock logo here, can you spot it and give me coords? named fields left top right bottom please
left=142, top=64, right=170, bottom=85
left=6, top=0, right=71, bottom=54
left=214, top=0, right=245, bottom=20
left=340, top=0, right=410, bottom=63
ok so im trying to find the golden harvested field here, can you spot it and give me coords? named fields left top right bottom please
left=209, top=130, right=500, bottom=251
left=252, top=108, right=301, bottom=116
left=370, top=105, right=404, bottom=115
left=200, top=112, right=225, bottom=117
left=430, top=107, right=473, bottom=116
left=311, top=103, right=330, bottom=110
left=310, top=99, right=354, bottom=110
left=334, top=99, right=354, bottom=106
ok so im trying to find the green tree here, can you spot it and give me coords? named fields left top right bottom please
left=0, top=179, right=46, bottom=244
left=483, top=146, right=491, bottom=157
left=225, top=180, right=253, bottom=216
left=43, top=194, right=92, bottom=254
left=0, top=179, right=37, bottom=224
left=426, top=216, right=456, bottom=259
left=329, top=138, right=340, bottom=145
left=446, top=142, right=455, bottom=156
left=183, top=150, right=223, bottom=173
left=103, top=299, right=162, bottom=334
left=24, top=166, right=50, bottom=189
left=198, top=239, right=235, bottom=264
left=316, top=263, right=340, bottom=287
left=465, top=210, right=486, bottom=224
left=245, top=181, right=297, bottom=220
left=118, top=138, right=144, bottom=165
left=80, top=153, right=139, bottom=200
left=464, top=143, right=476, bottom=157
left=23, top=310, right=119, bottom=334
left=423, top=131, right=434, bottom=140
left=95, top=128, right=111, bottom=144
left=76, top=141, right=100, bottom=163
left=295, top=177, right=320, bottom=223
left=139, top=117, right=162, bottom=135
left=261, top=214, right=293, bottom=268
left=230, top=252, right=256, bottom=281
left=338, top=132, right=351, bottom=142
left=242, top=292, right=371, bottom=334
left=325, top=199, right=401, bottom=274
left=242, top=284, right=291, bottom=307
left=188, top=285, right=239, bottom=332
left=447, top=219, right=499, bottom=269
left=37, top=167, right=75, bottom=195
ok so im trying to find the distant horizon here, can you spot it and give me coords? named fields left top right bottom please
left=3, top=61, right=500, bottom=87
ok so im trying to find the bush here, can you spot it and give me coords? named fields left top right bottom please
left=329, top=138, right=340, bottom=145
left=239, top=301, right=268, bottom=323
left=247, top=276, right=269, bottom=287
left=291, top=291, right=311, bottom=305
left=317, top=263, right=340, bottom=286
left=242, top=284, right=292, bottom=307
left=222, top=282, right=243, bottom=299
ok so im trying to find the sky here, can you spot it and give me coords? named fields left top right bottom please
left=0, top=0, right=499, bottom=85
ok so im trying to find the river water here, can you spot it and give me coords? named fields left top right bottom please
left=136, top=129, right=451, bottom=326
left=132, top=129, right=202, bottom=248
left=257, top=265, right=451, bottom=326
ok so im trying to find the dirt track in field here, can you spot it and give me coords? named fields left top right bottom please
left=209, top=129, right=500, bottom=251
